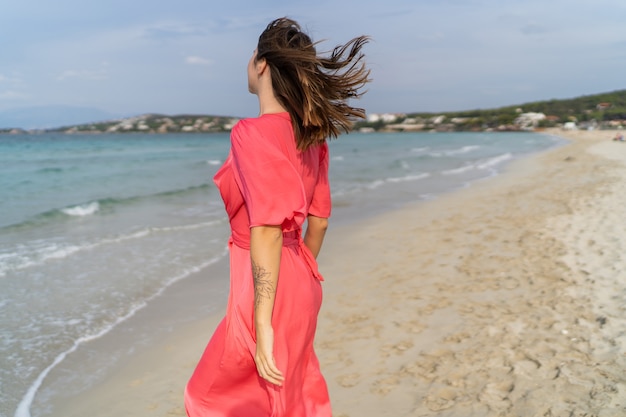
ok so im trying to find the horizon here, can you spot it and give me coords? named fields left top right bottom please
left=2, top=0, right=626, bottom=129
left=2, top=87, right=624, bottom=131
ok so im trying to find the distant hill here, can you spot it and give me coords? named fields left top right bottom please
left=356, top=89, right=626, bottom=132
left=51, top=113, right=240, bottom=134
left=0, top=105, right=123, bottom=130
left=419, top=89, right=626, bottom=122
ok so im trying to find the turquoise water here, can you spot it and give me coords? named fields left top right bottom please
left=0, top=131, right=565, bottom=417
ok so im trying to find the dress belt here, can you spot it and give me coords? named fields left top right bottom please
left=229, top=230, right=324, bottom=281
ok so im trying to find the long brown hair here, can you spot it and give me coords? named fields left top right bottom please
left=256, top=17, right=371, bottom=150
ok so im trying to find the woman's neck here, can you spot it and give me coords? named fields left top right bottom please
left=257, top=93, right=286, bottom=116
left=255, top=67, right=287, bottom=116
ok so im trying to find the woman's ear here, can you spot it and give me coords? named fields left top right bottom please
left=256, top=58, right=268, bottom=76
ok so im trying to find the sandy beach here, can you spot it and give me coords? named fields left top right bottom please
left=48, top=128, right=626, bottom=417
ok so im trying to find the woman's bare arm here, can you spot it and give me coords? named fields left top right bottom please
left=249, top=225, right=284, bottom=386
left=303, top=215, right=329, bottom=259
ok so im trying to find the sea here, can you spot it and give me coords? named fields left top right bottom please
left=0, top=130, right=566, bottom=417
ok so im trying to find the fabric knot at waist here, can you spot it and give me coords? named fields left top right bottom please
left=281, top=230, right=300, bottom=246
left=229, top=229, right=324, bottom=281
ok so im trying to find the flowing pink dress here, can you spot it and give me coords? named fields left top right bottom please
left=185, top=112, right=332, bottom=417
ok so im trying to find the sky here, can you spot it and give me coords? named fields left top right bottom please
left=1, top=0, right=625, bottom=126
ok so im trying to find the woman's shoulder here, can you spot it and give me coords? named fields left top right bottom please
left=238, top=112, right=290, bottom=129
left=231, top=113, right=292, bottom=146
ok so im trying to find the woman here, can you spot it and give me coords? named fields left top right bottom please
left=185, top=17, right=370, bottom=417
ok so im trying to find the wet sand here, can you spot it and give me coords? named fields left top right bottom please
left=49, top=128, right=626, bottom=417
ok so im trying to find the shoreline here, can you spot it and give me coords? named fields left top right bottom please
left=38, top=128, right=626, bottom=416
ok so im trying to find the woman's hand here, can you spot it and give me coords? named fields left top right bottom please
left=255, top=324, right=284, bottom=385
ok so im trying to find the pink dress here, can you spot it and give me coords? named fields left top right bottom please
left=185, top=112, right=332, bottom=417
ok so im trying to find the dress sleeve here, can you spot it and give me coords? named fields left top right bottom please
left=308, top=142, right=332, bottom=218
left=230, top=120, right=307, bottom=228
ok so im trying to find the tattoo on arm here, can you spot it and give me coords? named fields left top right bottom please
left=252, top=260, right=274, bottom=309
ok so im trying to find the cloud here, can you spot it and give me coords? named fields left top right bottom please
left=142, top=23, right=208, bottom=41
left=0, top=73, right=23, bottom=84
left=0, top=90, right=29, bottom=100
left=185, top=56, right=213, bottom=66
left=57, top=69, right=109, bottom=81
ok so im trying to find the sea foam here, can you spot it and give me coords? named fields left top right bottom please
left=61, top=202, right=100, bottom=217
left=442, top=165, right=476, bottom=175
left=0, top=220, right=224, bottom=278
left=478, top=153, right=513, bottom=170
left=444, top=145, right=481, bottom=155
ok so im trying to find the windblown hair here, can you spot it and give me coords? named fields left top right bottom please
left=256, top=17, right=371, bottom=150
